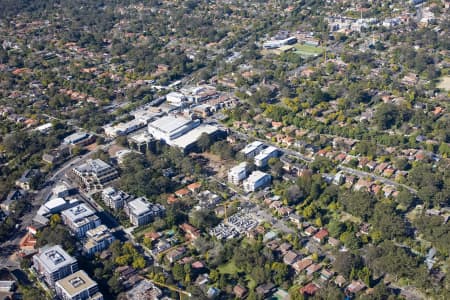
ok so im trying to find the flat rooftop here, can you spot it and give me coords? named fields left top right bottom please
left=36, top=245, right=77, bottom=273
left=55, top=270, right=97, bottom=297
left=149, top=115, right=194, bottom=134
left=128, top=197, right=151, bottom=215
left=170, top=124, right=219, bottom=149
left=230, top=162, right=248, bottom=173
left=44, top=197, right=67, bottom=210
left=255, top=146, right=278, bottom=159
left=241, top=141, right=264, bottom=155
left=246, top=170, right=270, bottom=182
left=129, top=131, right=154, bottom=143
left=61, top=203, right=95, bottom=222
left=73, top=159, right=113, bottom=174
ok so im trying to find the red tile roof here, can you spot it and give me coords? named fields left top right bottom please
left=313, top=229, right=329, bottom=241
left=300, top=283, right=319, bottom=296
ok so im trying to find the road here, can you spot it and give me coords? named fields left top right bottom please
left=226, top=127, right=417, bottom=194
left=338, top=166, right=417, bottom=194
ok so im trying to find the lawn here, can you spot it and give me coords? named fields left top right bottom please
left=218, top=261, right=241, bottom=274
left=437, top=76, right=450, bottom=91
left=339, top=211, right=361, bottom=223
left=293, top=43, right=323, bottom=57
left=218, top=261, right=257, bottom=289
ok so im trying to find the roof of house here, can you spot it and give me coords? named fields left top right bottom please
left=283, top=251, right=300, bottom=265
left=187, top=182, right=201, bottom=191
left=191, top=261, right=205, bottom=269
left=233, top=285, right=248, bottom=297
left=293, top=258, right=313, bottom=272
left=175, top=188, right=190, bottom=197
left=313, top=229, right=329, bottom=241
left=306, top=263, right=322, bottom=274
left=300, top=282, right=319, bottom=296
left=347, top=280, right=367, bottom=293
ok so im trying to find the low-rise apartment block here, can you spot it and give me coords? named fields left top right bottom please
left=72, top=159, right=119, bottom=191
left=240, top=141, right=265, bottom=158
left=228, top=162, right=248, bottom=185
left=243, top=171, right=271, bottom=192
left=55, top=270, right=103, bottom=300
left=101, top=187, right=131, bottom=210
left=254, top=146, right=279, bottom=168
left=33, top=245, right=79, bottom=287
left=61, top=204, right=101, bottom=238
left=83, top=225, right=115, bottom=257
left=125, top=197, right=165, bottom=226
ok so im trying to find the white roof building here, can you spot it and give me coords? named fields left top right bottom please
left=103, top=119, right=146, bottom=138
left=254, top=146, right=279, bottom=167
left=228, top=162, right=248, bottom=185
left=243, top=171, right=271, bottom=193
left=55, top=270, right=103, bottom=300
left=63, top=132, right=91, bottom=145
left=101, top=187, right=131, bottom=210
left=126, top=197, right=165, bottom=226
left=34, top=122, right=53, bottom=134
left=61, top=204, right=101, bottom=238
left=33, top=245, right=79, bottom=287
left=148, top=115, right=200, bottom=142
left=83, top=225, right=115, bottom=257
left=166, top=92, right=187, bottom=104
left=240, top=141, right=265, bottom=158
left=37, top=197, right=79, bottom=217
left=72, top=159, right=119, bottom=191
left=170, top=124, right=219, bottom=150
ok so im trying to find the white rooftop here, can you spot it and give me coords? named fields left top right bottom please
left=255, top=146, right=278, bottom=159
left=241, top=141, right=264, bottom=155
left=230, top=162, right=248, bottom=173
left=45, top=197, right=67, bottom=210
left=246, top=170, right=270, bottom=182
left=128, top=197, right=151, bottom=215
left=129, top=132, right=154, bottom=143
left=170, top=124, right=218, bottom=149
left=73, top=159, right=113, bottom=174
left=36, top=245, right=77, bottom=273
left=61, top=203, right=95, bottom=222
left=34, top=123, right=53, bottom=132
left=149, top=115, right=193, bottom=134
left=63, top=132, right=89, bottom=144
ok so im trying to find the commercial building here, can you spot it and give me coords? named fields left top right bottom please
left=148, top=115, right=221, bottom=152
left=148, top=115, right=200, bottom=142
left=63, top=132, right=94, bottom=146
left=240, top=141, right=265, bottom=158
left=103, top=119, right=146, bottom=138
left=37, top=197, right=79, bottom=217
left=101, top=187, right=131, bottom=210
left=125, top=197, right=165, bottom=226
left=128, top=132, right=155, bottom=153
left=254, top=146, right=279, bottom=168
left=243, top=171, right=271, bottom=192
left=61, top=204, right=101, bottom=238
left=168, top=124, right=220, bottom=151
left=83, top=225, right=115, bottom=257
left=166, top=92, right=187, bottom=105
left=33, top=245, right=78, bottom=287
left=263, top=37, right=297, bottom=49
left=55, top=270, right=103, bottom=300
left=72, top=159, right=119, bottom=191
left=228, top=162, right=248, bottom=185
